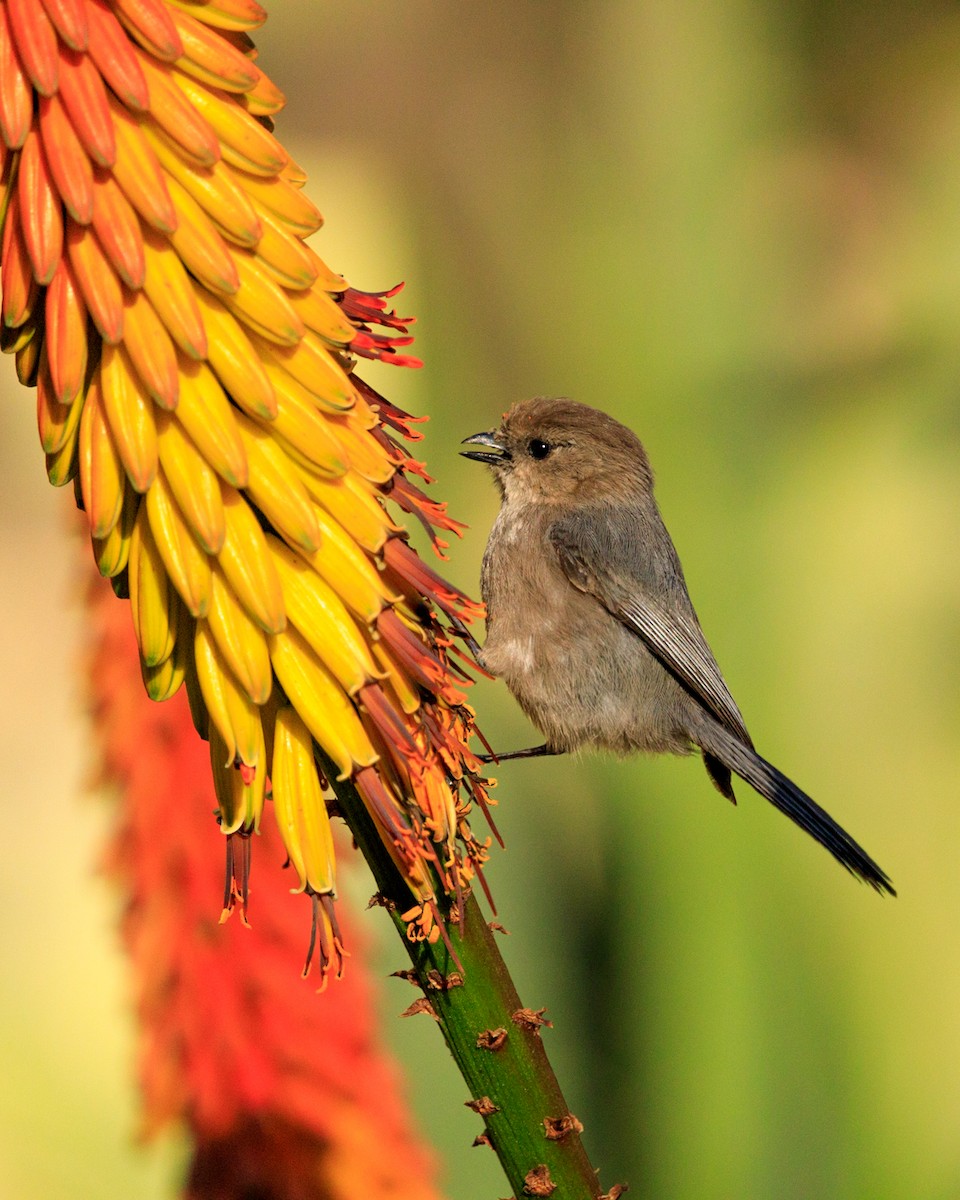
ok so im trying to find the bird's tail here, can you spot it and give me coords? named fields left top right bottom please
left=693, top=715, right=895, bottom=895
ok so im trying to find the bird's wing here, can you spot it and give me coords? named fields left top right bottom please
left=549, top=513, right=753, bottom=747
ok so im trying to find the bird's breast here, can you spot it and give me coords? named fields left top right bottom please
left=480, top=520, right=569, bottom=680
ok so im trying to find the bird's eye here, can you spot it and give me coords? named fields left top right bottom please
left=527, top=438, right=552, bottom=460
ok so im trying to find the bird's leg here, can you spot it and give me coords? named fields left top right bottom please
left=478, top=743, right=560, bottom=764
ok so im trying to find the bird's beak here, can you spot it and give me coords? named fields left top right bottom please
left=460, top=430, right=510, bottom=465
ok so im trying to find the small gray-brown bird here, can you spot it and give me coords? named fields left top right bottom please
left=461, top=396, right=893, bottom=893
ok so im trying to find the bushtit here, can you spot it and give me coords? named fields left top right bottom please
left=461, top=397, right=893, bottom=894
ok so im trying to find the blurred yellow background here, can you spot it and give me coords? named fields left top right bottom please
left=2, top=2, right=960, bottom=1197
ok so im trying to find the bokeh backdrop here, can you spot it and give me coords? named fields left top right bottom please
left=2, top=2, right=959, bottom=1197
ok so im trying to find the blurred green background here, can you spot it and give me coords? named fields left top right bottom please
left=2, top=2, right=960, bottom=1197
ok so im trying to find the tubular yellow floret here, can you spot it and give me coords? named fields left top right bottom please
left=209, top=721, right=266, bottom=835
left=120, top=285, right=180, bottom=407
left=191, top=284, right=277, bottom=418
left=300, top=470, right=397, bottom=555
left=129, top=503, right=178, bottom=667
left=217, top=482, right=286, bottom=633
left=174, top=357, right=249, bottom=489
left=92, top=485, right=137, bottom=578
left=172, top=69, right=286, bottom=177
left=164, top=173, right=240, bottom=295
left=141, top=226, right=209, bottom=359
left=222, top=158, right=321, bottom=235
left=144, top=464, right=212, bottom=617
left=107, top=93, right=176, bottom=232
left=140, top=640, right=187, bottom=702
left=234, top=412, right=321, bottom=551
left=268, top=624, right=378, bottom=781
left=37, top=368, right=83, bottom=454
left=99, top=341, right=159, bottom=491
left=247, top=327, right=356, bottom=411
left=166, top=6, right=260, bottom=93
left=194, top=616, right=263, bottom=768
left=243, top=209, right=317, bottom=290
left=155, top=408, right=226, bottom=553
left=271, top=705, right=338, bottom=896
left=265, top=532, right=379, bottom=695
left=78, top=377, right=125, bottom=539
left=206, top=564, right=273, bottom=705
left=134, top=49, right=220, bottom=167
left=300, top=507, right=398, bottom=624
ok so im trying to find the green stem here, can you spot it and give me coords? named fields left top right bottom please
left=325, top=762, right=606, bottom=1199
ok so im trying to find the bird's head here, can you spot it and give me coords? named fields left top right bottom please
left=461, top=396, right=653, bottom=505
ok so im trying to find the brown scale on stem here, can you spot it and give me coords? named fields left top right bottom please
left=476, top=1027, right=508, bottom=1052
left=512, top=1007, right=553, bottom=1034
left=543, top=1114, right=584, bottom=1142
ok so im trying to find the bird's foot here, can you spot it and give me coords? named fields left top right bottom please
left=478, top=743, right=559, bottom=764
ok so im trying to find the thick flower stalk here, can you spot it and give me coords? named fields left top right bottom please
left=89, top=575, right=444, bottom=1200
left=0, top=0, right=494, bottom=983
